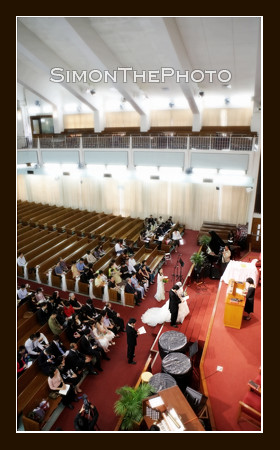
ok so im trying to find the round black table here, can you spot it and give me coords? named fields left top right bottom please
left=158, top=330, right=188, bottom=359
left=161, top=352, right=192, bottom=392
left=149, top=372, right=177, bottom=393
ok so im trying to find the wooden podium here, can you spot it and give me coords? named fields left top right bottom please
left=142, top=385, right=205, bottom=431
left=224, top=279, right=246, bottom=329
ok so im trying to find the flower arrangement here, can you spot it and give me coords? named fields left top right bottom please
left=162, top=277, right=169, bottom=283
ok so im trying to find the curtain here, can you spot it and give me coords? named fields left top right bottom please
left=17, top=174, right=251, bottom=230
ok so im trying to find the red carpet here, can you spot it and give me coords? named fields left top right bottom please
left=202, top=253, right=262, bottom=431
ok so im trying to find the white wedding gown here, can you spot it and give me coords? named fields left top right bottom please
left=141, top=296, right=190, bottom=327
left=154, top=274, right=166, bottom=302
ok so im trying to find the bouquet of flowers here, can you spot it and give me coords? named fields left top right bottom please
left=162, top=277, right=169, bottom=283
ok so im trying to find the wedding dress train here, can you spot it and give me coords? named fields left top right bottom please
left=141, top=296, right=190, bottom=327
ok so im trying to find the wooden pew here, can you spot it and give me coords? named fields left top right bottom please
left=17, top=227, right=42, bottom=245
left=75, top=213, right=107, bottom=237
left=81, top=215, right=114, bottom=238
left=19, top=205, right=51, bottom=225
left=18, top=204, right=45, bottom=221
left=28, top=206, right=60, bottom=227
left=146, top=248, right=166, bottom=273
left=19, top=231, right=58, bottom=255
left=56, top=211, right=88, bottom=233
left=17, top=225, right=36, bottom=237
left=104, top=218, right=135, bottom=240
left=85, top=214, right=116, bottom=238
left=21, top=381, right=63, bottom=431
left=120, top=220, right=143, bottom=241
left=46, top=209, right=80, bottom=231
left=24, top=234, right=67, bottom=261
left=35, top=207, right=67, bottom=228
left=94, top=216, right=124, bottom=239
left=40, top=208, right=74, bottom=230
left=64, top=211, right=98, bottom=234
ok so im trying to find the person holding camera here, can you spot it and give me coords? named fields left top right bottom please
left=74, top=398, right=99, bottom=431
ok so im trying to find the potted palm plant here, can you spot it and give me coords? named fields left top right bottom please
left=198, top=234, right=211, bottom=249
left=190, top=251, right=206, bottom=282
left=114, top=383, right=155, bottom=430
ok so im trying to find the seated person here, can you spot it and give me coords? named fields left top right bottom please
left=85, top=250, right=97, bottom=266
left=24, top=334, right=41, bottom=360
left=141, top=261, right=155, bottom=284
left=17, top=283, right=32, bottom=306
left=115, top=239, right=124, bottom=256
left=125, top=277, right=141, bottom=306
left=83, top=298, right=97, bottom=319
left=127, top=255, right=137, bottom=274
left=48, top=312, right=64, bottom=335
left=36, top=301, right=49, bottom=325
left=65, top=317, right=83, bottom=342
left=38, top=347, right=56, bottom=375
left=64, top=342, right=96, bottom=375
left=120, top=262, right=130, bottom=280
left=69, top=293, right=82, bottom=312
left=54, top=261, right=65, bottom=278
left=35, top=287, right=47, bottom=305
left=103, top=302, right=125, bottom=332
left=94, top=270, right=107, bottom=289
left=58, top=355, right=83, bottom=394
left=48, top=366, right=77, bottom=410
left=48, top=335, right=67, bottom=363
left=131, top=273, right=145, bottom=299
left=50, top=290, right=64, bottom=308
left=108, top=261, right=122, bottom=284
left=108, top=275, right=122, bottom=301
left=17, top=346, right=30, bottom=378
left=76, top=258, right=88, bottom=275
left=63, top=300, right=75, bottom=320
left=34, top=331, right=49, bottom=350
left=17, top=252, right=27, bottom=268
left=71, top=260, right=80, bottom=279
left=59, top=256, right=69, bottom=272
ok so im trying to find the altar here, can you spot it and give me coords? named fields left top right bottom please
left=221, top=259, right=259, bottom=286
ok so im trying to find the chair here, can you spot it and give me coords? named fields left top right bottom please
left=164, top=253, right=171, bottom=264
left=237, top=371, right=261, bottom=429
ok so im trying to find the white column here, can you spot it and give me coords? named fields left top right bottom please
left=53, top=106, right=64, bottom=134
left=94, top=110, right=105, bottom=133
left=192, top=113, right=202, bottom=132
left=140, top=113, right=150, bottom=132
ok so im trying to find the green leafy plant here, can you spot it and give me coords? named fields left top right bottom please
left=190, top=251, right=206, bottom=269
left=114, top=383, right=155, bottom=430
left=198, top=234, right=211, bottom=247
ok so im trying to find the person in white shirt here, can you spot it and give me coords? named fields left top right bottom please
left=34, top=331, right=49, bottom=350
left=127, top=255, right=137, bottom=274
left=85, top=250, right=97, bottom=265
left=25, top=334, right=41, bottom=359
left=17, top=284, right=29, bottom=301
left=17, top=252, right=26, bottom=266
left=131, top=273, right=145, bottom=299
left=172, top=228, right=181, bottom=252
left=115, top=240, right=124, bottom=256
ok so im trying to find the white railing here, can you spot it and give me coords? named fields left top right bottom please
left=19, top=134, right=256, bottom=151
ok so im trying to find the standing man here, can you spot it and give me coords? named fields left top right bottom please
left=126, top=318, right=139, bottom=365
left=168, top=285, right=181, bottom=328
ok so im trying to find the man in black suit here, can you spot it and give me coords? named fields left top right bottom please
left=83, top=298, right=97, bottom=319
left=168, top=285, right=181, bottom=327
left=65, top=342, right=98, bottom=375
left=104, top=302, right=125, bottom=332
left=37, top=348, right=56, bottom=375
left=79, top=329, right=109, bottom=372
left=48, top=335, right=67, bottom=364
left=36, top=302, right=49, bottom=325
left=125, top=277, right=141, bottom=306
left=126, top=318, right=139, bottom=365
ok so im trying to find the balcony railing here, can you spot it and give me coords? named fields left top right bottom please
left=18, top=134, right=257, bottom=151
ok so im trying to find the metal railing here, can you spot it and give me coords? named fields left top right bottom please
left=18, top=134, right=257, bottom=151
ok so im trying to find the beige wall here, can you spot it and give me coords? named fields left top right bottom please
left=105, top=111, right=141, bottom=128
left=63, top=113, right=94, bottom=129
left=202, top=108, right=253, bottom=127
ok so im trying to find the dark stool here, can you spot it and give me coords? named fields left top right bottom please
left=158, top=330, right=188, bottom=359
left=161, top=352, right=192, bottom=392
left=149, top=372, right=177, bottom=393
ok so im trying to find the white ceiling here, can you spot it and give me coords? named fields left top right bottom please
left=17, top=16, right=261, bottom=118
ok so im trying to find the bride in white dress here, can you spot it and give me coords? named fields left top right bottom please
left=154, top=268, right=166, bottom=302
left=142, top=282, right=190, bottom=327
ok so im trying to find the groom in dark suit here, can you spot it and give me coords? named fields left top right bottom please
left=168, top=285, right=181, bottom=327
